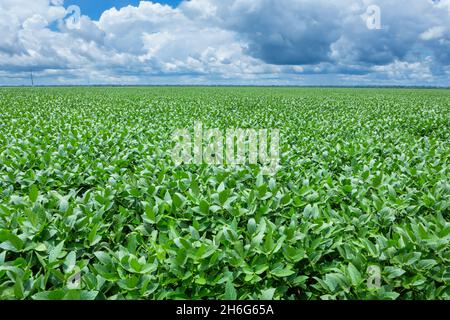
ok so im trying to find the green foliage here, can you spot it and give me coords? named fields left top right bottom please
left=0, top=87, right=449, bottom=300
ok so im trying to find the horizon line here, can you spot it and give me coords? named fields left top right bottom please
left=1, top=85, right=449, bottom=89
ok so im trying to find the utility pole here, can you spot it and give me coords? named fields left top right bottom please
left=30, top=69, right=34, bottom=87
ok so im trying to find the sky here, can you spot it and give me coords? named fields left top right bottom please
left=63, top=0, right=182, bottom=20
left=0, top=0, right=449, bottom=86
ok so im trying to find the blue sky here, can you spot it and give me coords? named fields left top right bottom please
left=0, top=0, right=449, bottom=86
left=64, top=0, right=182, bottom=20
